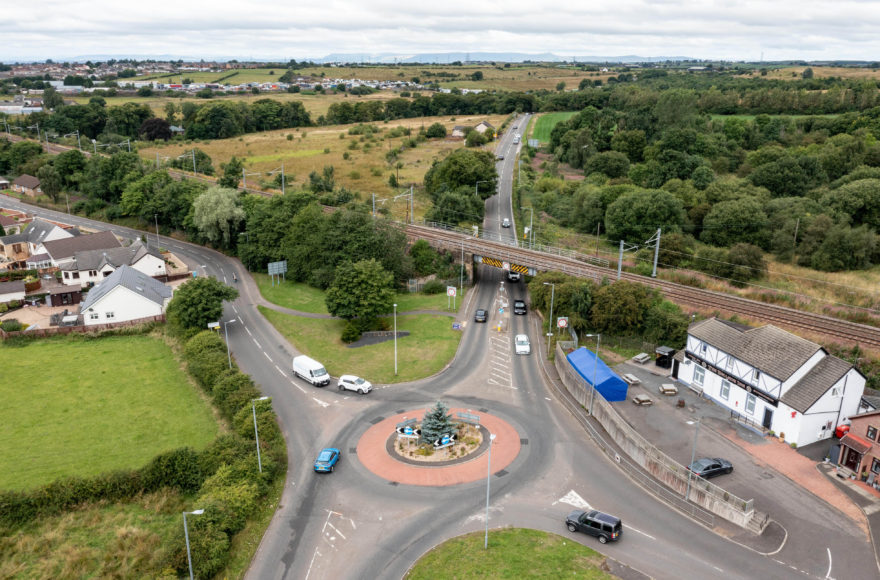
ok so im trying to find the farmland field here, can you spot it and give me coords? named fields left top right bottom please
left=0, top=335, right=219, bottom=491
left=138, top=113, right=509, bottom=201
left=532, top=112, right=578, bottom=142
left=738, top=65, right=880, bottom=81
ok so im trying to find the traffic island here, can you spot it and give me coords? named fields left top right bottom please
left=357, top=408, right=521, bottom=486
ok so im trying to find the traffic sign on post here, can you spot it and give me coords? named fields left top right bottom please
left=557, top=317, right=569, bottom=329
left=447, top=286, right=457, bottom=297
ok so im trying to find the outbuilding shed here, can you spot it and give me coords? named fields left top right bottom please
left=566, top=347, right=628, bottom=402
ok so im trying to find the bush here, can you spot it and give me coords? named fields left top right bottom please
left=1, top=318, right=23, bottom=331
left=142, top=447, right=204, bottom=493
left=422, top=279, right=445, bottom=294
left=187, top=350, right=229, bottom=392
left=341, top=321, right=362, bottom=343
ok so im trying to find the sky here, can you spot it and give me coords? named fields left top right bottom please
left=7, top=0, right=880, bottom=62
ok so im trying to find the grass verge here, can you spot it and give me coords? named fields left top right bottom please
left=0, top=335, right=218, bottom=491
left=252, top=274, right=468, bottom=314
left=532, top=112, right=578, bottom=143
left=405, top=528, right=612, bottom=579
left=259, top=307, right=461, bottom=383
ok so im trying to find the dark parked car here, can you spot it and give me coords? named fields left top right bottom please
left=314, top=448, right=341, bottom=473
left=513, top=300, right=527, bottom=315
left=565, top=510, right=622, bottom=544
left=474, top=308, right=488, bottom=323
left=687, top=457, right=733, bottom=479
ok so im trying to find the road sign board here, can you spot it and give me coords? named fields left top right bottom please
left=557, top=317, right=569, bottom=329
left=446, top=286, right=457, bottom=297
left=502, top=261, right=510, bottom=271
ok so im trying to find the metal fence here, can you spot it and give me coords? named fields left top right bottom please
left=555, top=341, right=761, bottom=529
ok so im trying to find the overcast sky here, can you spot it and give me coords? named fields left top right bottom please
left=7, top=0, right=880, bottom=62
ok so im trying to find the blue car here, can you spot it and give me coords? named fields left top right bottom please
left=314, top=448, right=341, bottom=473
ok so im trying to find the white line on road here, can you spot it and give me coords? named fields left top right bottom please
left=327, top=522, right=347, bottom=540
left=246, top=327, right=253, bottom=336
left=253, top=338, right=261, bottom=348
left=625, top=525, right=655, bottom=540
left=304, top=547, right=321, bottom=580
left=313, top=397, right=330, bottom=408
left=275, top=365, right=285, bottom=374
left=232, top=305, right=238, bottom=313
left=263, top=352, right=272, bottom=362
left=290, top=380, right=306, bottom=393
left=825, top=548, right=832, bottom=579
left=237, top=316, right=243, bottom=324
left=713, top=566, right=723, bottom=573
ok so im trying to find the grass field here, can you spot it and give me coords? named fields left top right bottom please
left=259, top=307, right=461, bottom=383
left=405, top=528, right=611, bottom=579
left=252, top=274, right=468, bottom=314
left=738, top=65, right=880, bottom=81
left=0, top=335, right=219, bottom=491
left=138, top=113, right=507, bottom=200
left=532, top=112, right=578, bottom=143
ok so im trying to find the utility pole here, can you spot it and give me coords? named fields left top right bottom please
left=646, top=228, right=661, bottom=278
left=192, top=149, right=197, bottom=174
left=793, top=217, right=800, bottom=249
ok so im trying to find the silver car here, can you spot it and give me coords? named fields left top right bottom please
left=337, top=375, right=372, bottom=394
left=514, top=334, right=531, bottom=355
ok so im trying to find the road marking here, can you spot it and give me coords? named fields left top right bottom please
left=290, top=379, right=306, bottom=393
left=246, top=327, right=253, bottom=336
left=626, top=525, right=655, bottom=540
left=712, top=565, right=723, bottom=573
left=487, top=378, right=518, bottom=389
left=545, top=397, right=551, bottom=401
left=555, top=490, right=591, bottom=510
left=237, top=316, right=243, bottom=324
left=825, top=548, right=832, bottom=579
left=313, top=397, right=330, bottom=408
left=304, top=548, right=321, bottom=580
left=275, top=365, right=285, bottom=374
left=327, top=521, right=347, bottom=540
left=232, top=305, right=238, bottom=313
left=253, top=338, right=261, bottom=348
left=263, top=352, right=272, bottom=362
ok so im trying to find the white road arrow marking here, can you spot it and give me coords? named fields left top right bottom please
left=556, top=490, right=592, bottom=510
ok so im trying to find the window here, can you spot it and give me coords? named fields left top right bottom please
left=720, top=380, right=731, bottom=401
left=745, top=393, right=757, bottom=415
left=726, top=357, right=734, bottom=371
left=89, top=312, right=99, bottom=320
left=105, top=311, right=115, bottom=319
left=90, top=270, right=97, bottom=277
left=831, top=387, right=841, bottom=398
left=873, top=458, right=880, bottom=474
left=700, top=343, right=707, bottom=354
left=63, top=271, right=69, bottom=279
left=753, top=369, right=761, bottom=383
left=868, top=426, right=878, bottom=441
left=694, top=366, right=705, bottom=386
left=72, top=272, right=79, bottom=279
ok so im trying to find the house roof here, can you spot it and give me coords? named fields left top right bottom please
left=840, top=432, right=873, bottom=455
left=80, top=264, right=172, bottom=311
left=850, top=407, right=880, bottom=420
left=689, top=317, right=823, bottom=381
left=67, top=240, right=160, bottom=271
left=477, top=120, right=494, bottom=128
left=43, top=230, right=121, bottom=261
left=780, top=355, right=853, bottom=413
left=0, top=215, right=17, bottom=227
left=13, top=174, right=40, bottom=189
left=0, top=280, right=26, bottom=294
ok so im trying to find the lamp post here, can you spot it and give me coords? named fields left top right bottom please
left=251, top=396, right=270, bottom=472
left=223, top=318, right=236, bottom=369
left=520, top=206, right=533, bottom=249
left=543, top=282, right=555, bottom=357
left=183, top=509, right=205, bottom=580
left=686, top=420, right=701, bottom=501
left=154, top=214, right=160, bottom=250
left=585, top=333, right=601, bottom=415
left=475, top=179, right=489, bottom=199
left=484, top=432, right=497, bottom=549
left=393, top=303, right=398, bottom=376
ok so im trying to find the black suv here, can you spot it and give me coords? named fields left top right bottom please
left=565, top=510, right=622, bottom=544
left=474, top=308, right=488, bottom=323
left=513, top=300, right=527, bottom=315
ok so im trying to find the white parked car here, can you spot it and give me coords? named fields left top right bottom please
left=338, top=375, right=373, bottom=394
left=514, top=334, right=531, bottom=355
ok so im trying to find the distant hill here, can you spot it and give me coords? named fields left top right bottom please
left=314, top=52, right=694, bottom=64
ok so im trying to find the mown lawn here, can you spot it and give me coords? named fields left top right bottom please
left=405, top=528, right=612, bottom=579
left=259, top=307, right=461, bottom=383
left=532, top=112, right=578, bottom=142
left=252, top=273, right=467, bottom=314
left=0, top=335, right=218, bottom=491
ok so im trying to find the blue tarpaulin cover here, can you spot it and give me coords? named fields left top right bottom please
left=566, top=347, right=628, bottom=402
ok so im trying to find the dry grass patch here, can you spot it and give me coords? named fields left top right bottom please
left=739, top=66, right=880, bottom=81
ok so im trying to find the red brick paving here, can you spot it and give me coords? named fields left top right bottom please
left=356, top=408, right=521, bottom=486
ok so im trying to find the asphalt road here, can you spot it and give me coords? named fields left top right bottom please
left=4, top=113, right=875, bottom=579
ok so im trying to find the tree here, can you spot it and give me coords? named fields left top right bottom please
left=727, top=243, right=767, bottom=286
left=423, top=148, right=497, bottom=201
left=36, top=164, right=62, bottom=202
left=219, top=156, right=244, bottom=189
left=140, top=117, right=172, bottom=141
left=802, top=67, right=814, bottom=79
left=591, top=280, right=658, bottom=335
left=556, top=81, right=566, bottom=92
left=42, top=86, right=64, bottom=110
left=324, top=259, right=395, bottom=325
left=700, top=197, right=769, bottom=248
left=425, top=122, right=447, bottom=138
left=420, top=401, right=454, bottom=444
left=471, top=71, right=483, bottom=81
left=642, top=301, right=689, bottom=346
left=53, top=149, right=87, bottom=189
left=611, top=130, right=646, bottom=163
left=424, top=188, right=484, bottom=225
left=137, top=86, right=153, bottom=97
left=309, top=165, right=335, bottom=193
left=106, top=101, right=152, bottom=138
left=584, top=151, right=630, bottom=178
left=604, top=189, right=685, bottom=242
left=166, top=276, right=239, bottom=334
left=810, top=224, right=877, bottom=271
left=465, top=130, right=486, bottom=147
left=164, top=101, right=178, bottom=123
left=192, top=186, right=246, bottom=248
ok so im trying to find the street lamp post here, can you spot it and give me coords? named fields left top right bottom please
left=543, top=282, right=555, bottom=357
left=393, top=303, right=398, bottom=376
left=183, top=509, right=205, bottom=580
left=223, top=319, right=236, bottom=369
left=520, top=206, right=533, bottom=249
left=154, top=214, right=160, bottom=250
left=585, top=333, right=601, bottom=415
left=251, top=396, right=270, bottom=472
left=475, top=179, right=489, bottom=199
left=484, top=432, right=497, bottom=549
left=686, top=420, right=701, bottom=501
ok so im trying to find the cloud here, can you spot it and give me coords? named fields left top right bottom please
left=5, top=0, right=880, bottom=61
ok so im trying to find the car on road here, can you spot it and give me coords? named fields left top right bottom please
left=474, top=308, right=488, bottom=323
left=514, top=334, right=531, bottom=355
left=496, top=153, right=504, bottom=161
left=565, top=509, right=622, bottom=544
left=501, top=218, right=511, bottom=228
left=513, top=300, right=527, bottom=315
left=507, top=271, right=521, bottom=282
left=314, top=448, right=341, bottom=472
left=337, top=375, right=372, bottom=394
left=512, top=124, right=518, bottom=129
left=687, top=457, right=733, bottom=478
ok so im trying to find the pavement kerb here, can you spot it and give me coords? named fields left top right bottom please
left=531, top=315, right=790, bottom=556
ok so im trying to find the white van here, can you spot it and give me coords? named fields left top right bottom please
left=292, top=355, right=330, bottom=387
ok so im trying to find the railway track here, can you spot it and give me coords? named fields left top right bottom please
left=407, top=224, right=880, bottom=350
